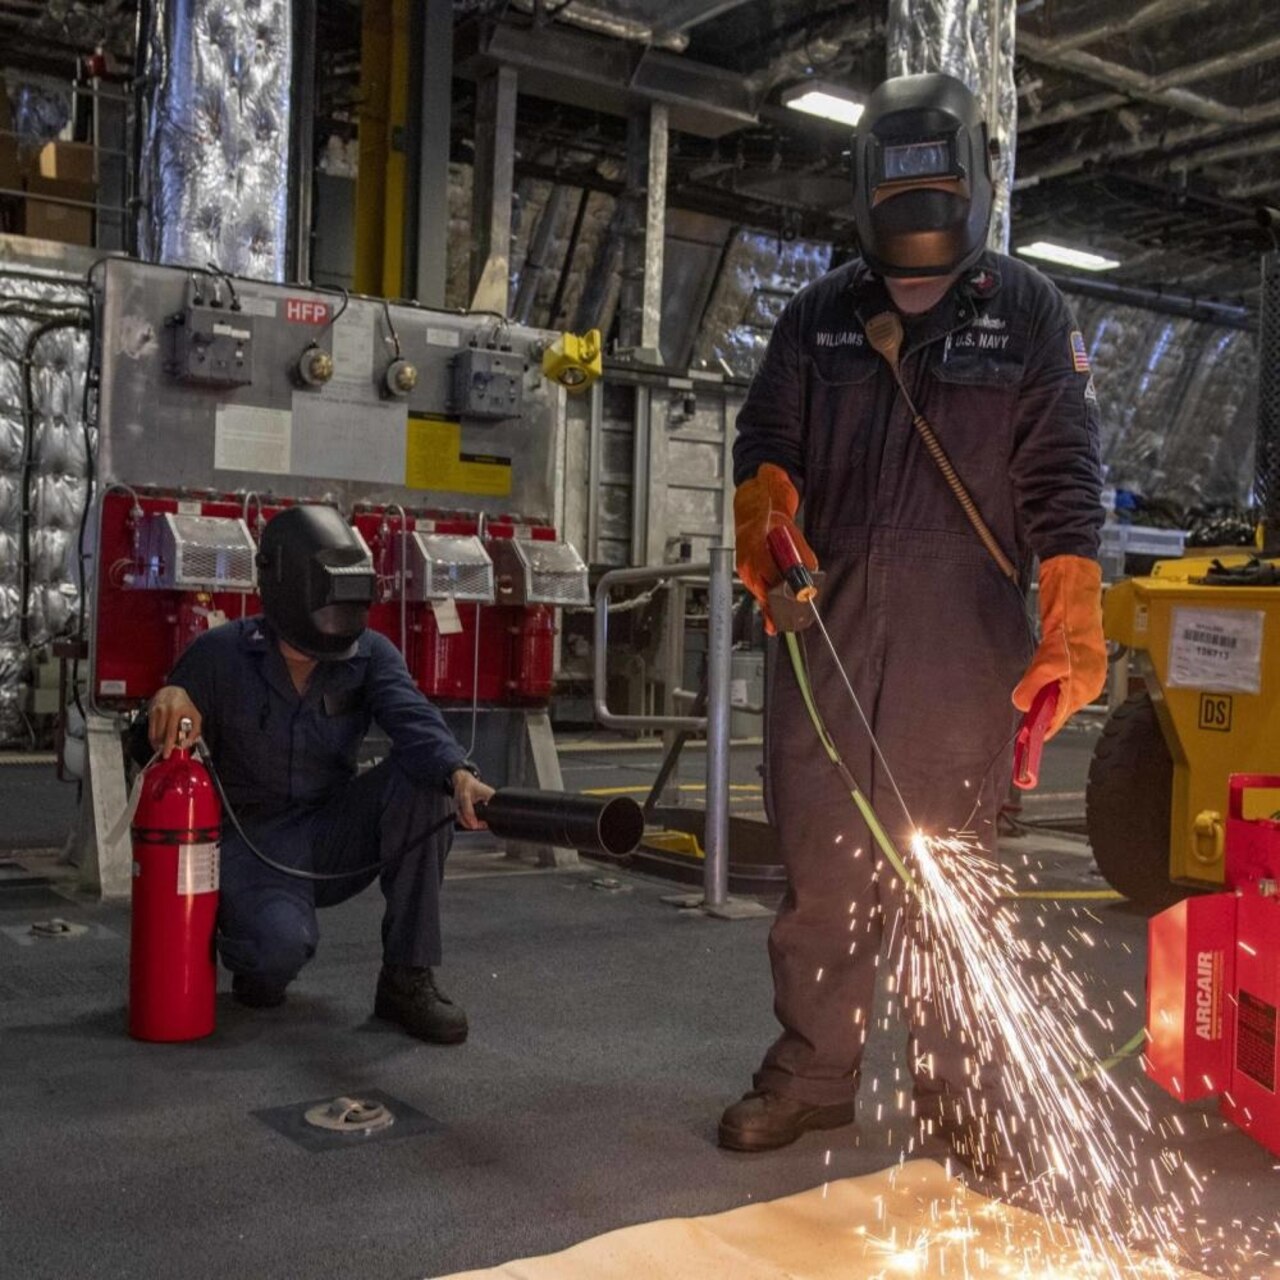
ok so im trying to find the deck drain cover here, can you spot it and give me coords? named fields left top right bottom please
left=29, top=918, right=89, bottom=940
left=303, top=1096, right=395, bottom=1135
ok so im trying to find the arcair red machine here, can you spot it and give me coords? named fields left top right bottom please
left=1146, top=774, right=1280, bottom=1155
left=128, top=718, right=221, bottom=1042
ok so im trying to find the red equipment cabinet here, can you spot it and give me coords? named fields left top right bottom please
left=1146, top=775, right=1280, bottom=1156
left=128, top=744, right=221, bottom=1042
left=94, top=494, right=562, bottom=712
left=93, top=491, right=280, bottom=705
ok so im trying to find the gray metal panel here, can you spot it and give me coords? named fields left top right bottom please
left=96, top=259, right=564, bottom=522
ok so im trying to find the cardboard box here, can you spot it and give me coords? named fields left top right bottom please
left=23, top=175, right=95, bottom=246
left=38, top=140, right=96, bottom=184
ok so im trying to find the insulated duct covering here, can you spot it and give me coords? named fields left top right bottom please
left=886, top=0, right=1017, bottom=254
left=0, top=257, right=93, bottom=745
left=138, top=0, right=293, bottom=281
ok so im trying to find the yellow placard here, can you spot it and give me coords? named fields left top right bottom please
left=405, top=414, right=512, bottom=497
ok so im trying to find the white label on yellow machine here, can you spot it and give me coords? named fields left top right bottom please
left=1167, top=607, right=1265, bottom=694
left=177, top=843, right=220, bottom=895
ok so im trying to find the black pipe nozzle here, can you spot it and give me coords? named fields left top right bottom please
left=475, top=789, right=645, bottom=857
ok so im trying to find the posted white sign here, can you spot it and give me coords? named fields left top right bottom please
left=1167, top=607, right=1264, bottom=694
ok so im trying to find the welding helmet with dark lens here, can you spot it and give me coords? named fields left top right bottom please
left=851, top=72, right=994, bottom=278
left=256, top=505, right=375, bottom=660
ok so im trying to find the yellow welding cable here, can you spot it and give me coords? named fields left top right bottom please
left=783, top=632, right=917, bottom=891
left=784, top=632, right=1146, bottom=1087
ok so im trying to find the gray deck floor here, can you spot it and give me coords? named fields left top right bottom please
left=1, top=730, right=1276, bottom=1279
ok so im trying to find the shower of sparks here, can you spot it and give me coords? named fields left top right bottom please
left=877, top=830, right=1212, bottom=1277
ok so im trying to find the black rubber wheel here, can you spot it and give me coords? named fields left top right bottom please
left=1086, top=691, right=1181, bottom=907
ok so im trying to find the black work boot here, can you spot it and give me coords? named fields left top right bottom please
left=375, top=965, right=469, bottom=1044
left=718, top=1089, right=857, bottom=1152
left=232, top=974, right=288, bottom=1009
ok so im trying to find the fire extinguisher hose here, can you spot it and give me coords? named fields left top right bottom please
left=194, top=741, right=456, bottom=882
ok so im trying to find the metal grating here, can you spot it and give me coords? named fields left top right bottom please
left=513, top=539, right=590, bottom=606
left=140, top=514, right=258, bottom=592
left=402, top=534, right=495, bottom=603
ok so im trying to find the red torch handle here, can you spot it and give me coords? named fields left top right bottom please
left=1013, top=682, right=1060, bottom=791
left=766, top=526, right=817, bottom=603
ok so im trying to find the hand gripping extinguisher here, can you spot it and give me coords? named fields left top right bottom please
left=129, top=717, right=221, bottom=1042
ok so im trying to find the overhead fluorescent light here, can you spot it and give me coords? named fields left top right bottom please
left=1017, top=240, right=1121, bottom=271
left=781, top=82, right=865, bottom=128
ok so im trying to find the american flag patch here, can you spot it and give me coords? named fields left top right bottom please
left=1070, top=330, right=1090, bottom=373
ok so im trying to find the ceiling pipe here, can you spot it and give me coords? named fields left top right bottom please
left=509, top=1, right=689, bottom=51
left=1019, top=91, right=1126, bottom=133
left=1016, top=103, right=1280, bottom=184
left=1228, top=175, right=1280, bottom=201
left=1018, top=34, right=1246, bottom=125
left=652, top=0, right=756, bottom=37
left=1167, top=129, right=1280, bottom=172
left=1031, top=0, right=1217, bottom=55
left=745, top=15, right=878, bottom=95
left=1041, top=269, right=1256, bottom=330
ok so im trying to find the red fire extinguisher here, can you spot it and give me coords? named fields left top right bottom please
left=129, top=717, right=221, bottom=1042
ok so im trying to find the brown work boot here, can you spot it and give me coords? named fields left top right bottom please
left=718, top=1089, right=856, bottom=1152
left=915, top=1093, right=1028, bottom=1188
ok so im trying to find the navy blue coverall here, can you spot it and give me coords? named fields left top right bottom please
left=167, top=618, right=470, bottom=984
left=733, top=250, right=1104, bottom=1109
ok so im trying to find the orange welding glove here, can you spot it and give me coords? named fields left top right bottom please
left=1012, top=554, right=1107, bottom=738
left=733, top=463, right=818, bottom=634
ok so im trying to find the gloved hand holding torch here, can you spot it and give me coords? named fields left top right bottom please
left=1012, top=555, right=1107, bottom=739
left=734, top=463, right=819, bottom=634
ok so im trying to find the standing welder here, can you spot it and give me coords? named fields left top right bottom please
left=718, top=74, right=1107, bottom=1171
left=144, top=505, right=494, bottom=1041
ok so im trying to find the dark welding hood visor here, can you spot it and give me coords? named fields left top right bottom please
left=852, top=73, right=994, bottom=279
left=257, top=505, right=374, bottom=660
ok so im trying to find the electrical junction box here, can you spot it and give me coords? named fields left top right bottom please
left=450, top=345, right=525, bottom=420
left=166, top=297, right=255, bottom=387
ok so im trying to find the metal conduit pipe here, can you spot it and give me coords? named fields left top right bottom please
left=1043, top=271, right=1256, bottom=331
left=1030, top=0, right=1214, bottom=55
left=1016, top=109, right=1280, bottom=185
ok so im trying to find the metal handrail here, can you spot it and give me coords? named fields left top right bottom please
left=593, top=549, right=735, bottom=909
left=594, top=561, right=713, bottom=732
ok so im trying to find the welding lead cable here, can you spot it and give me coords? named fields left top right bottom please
left=862, top=311, right=1018, bottom=584
left=787, top=637, right=1152, bottom=1090
left=783, top=632, right=917, bottom=891
left=803, top=604, right=917, bottom=833
left=194, top=742, right=456, bottom=882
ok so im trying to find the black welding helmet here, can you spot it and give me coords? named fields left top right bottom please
left=851, top=72, right=994, bottom=278
left=256, top=505, right=375, bottom=660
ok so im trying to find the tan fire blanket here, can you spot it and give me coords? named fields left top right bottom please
left=434, top=1158, right=1202, bottom=1278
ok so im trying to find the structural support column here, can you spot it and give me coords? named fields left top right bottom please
left=408, top=0, right=454, bottom=306
left=617, top=103, right=669, bottom=358
left=287, top=0, right=318, bottom=282
left=92, top=75, right=128, bottom=252
left=470, top=64, right=518, bottom=316
left=702, top=545, right=733, bottom=912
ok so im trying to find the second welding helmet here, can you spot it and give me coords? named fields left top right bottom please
left=256, top=505, right=375, bottom=660
left=851, top=72, right=994, bottom=278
